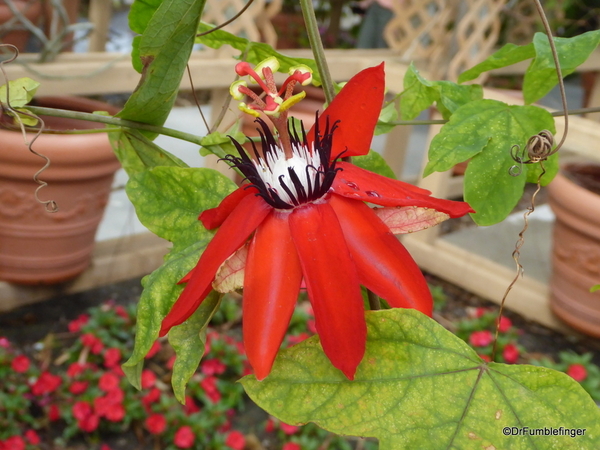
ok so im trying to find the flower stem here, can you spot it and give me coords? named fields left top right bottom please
left=299, top=0, right=335, bottom=105
left=23, top=106, right=205, bottom=146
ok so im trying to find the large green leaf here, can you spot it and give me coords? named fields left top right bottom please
left=424, top=99, right=556, bottom=225
left=399, top=64, right=483, bottom=121
left=458, top=43, right=535, bottom=84
left=400, top=64, right=438, bottom=121
left=243, top=309, right=600, bottom=450
left=110, top=129, right=188, bottom=176
left=196, top=22, right=321, bottom=85
left=169, top=291, right=221, bottom=403
left=118, top=0, right=206, bottom=132
left=125, top=166, right=236, bottom=255
left=524, top=30, right=600, bottom=104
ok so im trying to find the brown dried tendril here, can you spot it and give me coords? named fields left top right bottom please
left=509, top=130, right=555, bottom=176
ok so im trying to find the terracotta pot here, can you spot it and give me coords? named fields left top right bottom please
left=547, top=164, right=600, bottom=337
left=0, top=0, right=42, bottom=51
left=0, top=96, right=120, bottom=284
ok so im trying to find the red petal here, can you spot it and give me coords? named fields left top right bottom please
left=159, top=194, right=271, bottom=336
left=307, top=64, right=385, bottom=158
left=243, top=211, right=303, bottom=380
left=333, top=162, right=475, bottom=217
left=329, top=194, right=433, bottom=316
left=199, top=186, right=258, bottom=230
left=289, top=201, right=365, bottom=380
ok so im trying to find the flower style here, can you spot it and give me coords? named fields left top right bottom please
left=159, top=61, right=474, bottom=380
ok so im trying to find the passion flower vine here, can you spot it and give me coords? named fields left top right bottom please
left=159, top=60, right=474, bottom=380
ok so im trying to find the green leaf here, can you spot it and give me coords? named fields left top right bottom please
left=242, top=309, right=600, bottom=450
left=425, top=99, right=555, bottom=225
left=353, top=151, right=397, bottom=179
left=169, top=291, right=221, bottom=403
left=110, top=129, right=188, bottom=176
left=424, top=100, right=495, bottom=176
left=118, top=0, right=206, bottom=134
left=199, top=130, right=245, bottom=159
left=129, top=0, right=163, bottom=35
left=458, top=43, right=535, bottom=84
left=123, top=240, right=208, bottom=389
left=435, top=81, right=483, bottom=120
left=126, top=167, right=236, bottom=255
left=524, top=31, right=600, bottom=104
left=375, top=101, right=398, bottom=135
left=400, top=63, right=438, bottom=121
left=196, top=22, right=321, bottom=86
left=0, top=77, right=39, bottom=107
left=400, top=64, right=483, bottom=121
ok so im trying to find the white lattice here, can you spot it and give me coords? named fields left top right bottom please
left=203, top=0, right=282, bottom=47
left=385, top=0, right=508, bottom=81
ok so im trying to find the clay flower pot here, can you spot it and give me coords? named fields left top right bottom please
left=547, top=163, right=600, bottom=337
left=0, top=0, right=42, bottom=51
left=0, top=96, right=120, bottom=284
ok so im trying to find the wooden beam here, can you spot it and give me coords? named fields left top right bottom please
left=4, top=49, right=402, bottom=96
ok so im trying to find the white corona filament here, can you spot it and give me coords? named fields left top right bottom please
left=254, top=141, right=325, bottom=206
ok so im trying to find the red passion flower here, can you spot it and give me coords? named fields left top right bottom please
left=159, top=61, right=474, bottom=380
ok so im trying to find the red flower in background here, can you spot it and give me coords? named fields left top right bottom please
left=11, top=355, right=30, bottom=373
left=2, top=436, right=26, bottom=450
left=502, top=343, right=520, bottom=364
left=159, top=62, right=473, bottom=381
left=567, top=363, right=588, bottom=382
left=141, top=369, right=157, bottom=389
left=225, top=431, right=246, bottom=450
left=469, top=330, right=493, bottom=348
left=69, top=381, right=89, bottom=395
left=31, top=372, right=61, bottom=396
left=497, top=316, right=512, bottom=333
left=68, top=314, right=89, bottom=333
left=145, top=414, right=167, bottom=435
left=103, top=347, right=121, bottom=368
left=174, top=426, right=195, bottom=448
left=99, top=372, right=121, bottom=392
left=283, top=444, right=301, bottom=450
left=81, top=333, right=104, bottom=354
left=24, top=430, right=40, bottom=445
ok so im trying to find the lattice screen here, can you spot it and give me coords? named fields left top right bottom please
left=384, top=0, right=509, bottom=82
left=202, top=0, right=282, bottom=47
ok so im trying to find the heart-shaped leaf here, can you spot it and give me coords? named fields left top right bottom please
left=242, top=309, right=600, bottom=450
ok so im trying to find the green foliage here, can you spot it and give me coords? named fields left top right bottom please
left=118, top=0, right=207, bottom=135
left=424, top=99, right=557, bottom=225
left=110, top=129, right=188, bottom=176
left=122, top=167, right=236, bottom=389
left=531, top=351, right=600, bottom=402
left=459, top=31, right=600, bottom=104
left=243, top=309, right=600, bottom=450
left=169, top=291, right=221, bottom=403
left=196, top=22, right=321, bottom=85
left=352, top=151, right=397, bottom=179
left=0, top=77, right=40, bottom=126
left=400, top=63, right=483, bottom=120
left=0, top=77, right=39, bottom=107
left=524, top=30, right=600, bottom=104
